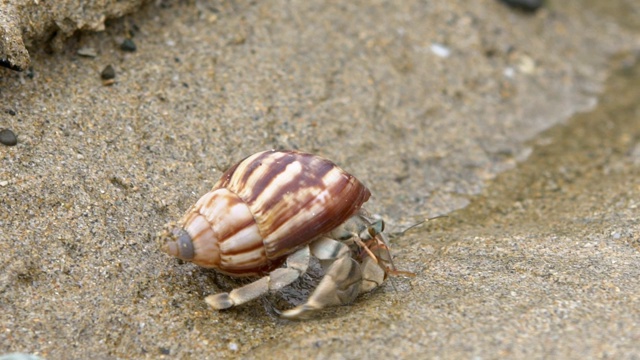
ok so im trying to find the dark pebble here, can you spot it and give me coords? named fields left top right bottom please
left=0, top=129, right=18, bottom=146
left=101, top=65, right=116, bottom=80
left=5, top=109, right=16, bottom=116
left=0, top=58, right=23, bottom=71
left=498, top=0, right=543, bottom=12
left=121, top=39, right=137, bottom=52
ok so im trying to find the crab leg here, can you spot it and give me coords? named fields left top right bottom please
left=359, top=255, right=387, bottom=293
left=281, top=238, right=363, bottom=319
left=205, top=246, right=310, bottom=310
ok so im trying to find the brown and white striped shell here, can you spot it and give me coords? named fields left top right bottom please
left=159, top=150, right=371, bottom=276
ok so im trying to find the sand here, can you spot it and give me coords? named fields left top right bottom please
left=1, top=0, right=639, bottom=358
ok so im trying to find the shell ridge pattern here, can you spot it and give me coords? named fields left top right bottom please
left=233, top=151, right=289, bottom=202
left=256, top=156, right=336, bottom=217
left=262, top=157, right=370, bottom=258
left=244, top=154, right=301, bottom=204
left=197, top=189, right=253, bottom=243
left=192, top=187, right=265, bottom=272
left=184, top=212, right=213, bottom=240
left=202, top=150, right=370, bottom=263
left=218, top=225, right=265, bottom=255
left=219, top=245, right=266, bottom=270
left=261, top=164, right=344, bottom=237
left=215, top=151, right=281, bottom=239
left=246, top=158, right=304, bottom=210
left=236, top=151, right=281, bottom=189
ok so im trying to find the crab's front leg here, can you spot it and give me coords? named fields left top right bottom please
left=280, top=237, right=363, bottom=319
left=206, top=246, right=311, bottom=310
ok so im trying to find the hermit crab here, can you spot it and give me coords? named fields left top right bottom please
left=158, top=150, right=400, bottom=319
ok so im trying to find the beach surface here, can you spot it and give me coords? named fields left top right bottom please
left=1, top=1, right=639, bottom=358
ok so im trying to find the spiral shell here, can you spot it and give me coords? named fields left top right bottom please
left=160, top=150, right=371, bottom=276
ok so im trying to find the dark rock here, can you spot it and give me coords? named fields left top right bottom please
left=498, top=0, right=543, bottom=12
left=0, top=129, right=18, bottom=146
left=101, top=65, right=116, bottom=80
left=121, top=39, right=137, bottom=52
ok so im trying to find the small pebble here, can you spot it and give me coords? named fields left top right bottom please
left=503, top=67, right=515, bottom=78
left=5, top=109, right=16, bottom=116
left=101, top=65, right=116, bottom=80
left=77, top=47, right=98, bottom=57
left=0, top=353, right=45, bottom=360
left=121, top=39, right=137, bottom=52
left=498, top=0, right=543, bottom=12
left=0, top=129, right=17, bottom=146
left=518, top=55, right=536, bottom=74
left=430, top=43, right=451, bottom=58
